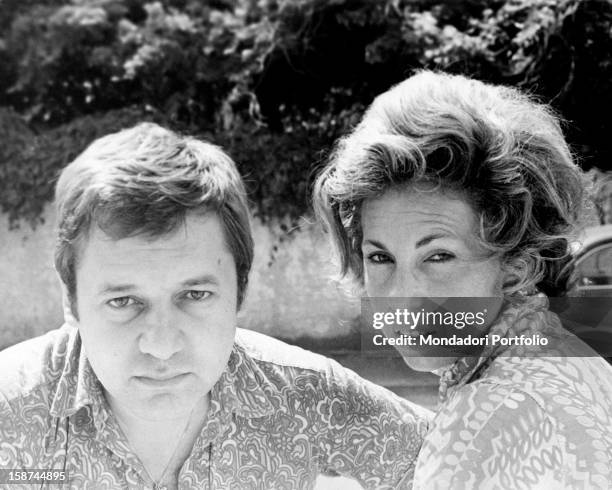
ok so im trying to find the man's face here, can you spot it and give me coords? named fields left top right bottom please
left=71, top=212, right=238, bottom=421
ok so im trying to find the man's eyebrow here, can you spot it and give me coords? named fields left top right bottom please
left=181, top=275, right=220, bottom=287
left=97, top=275, right=220, bottom=295
left=98, top=284, right=135, bottom=295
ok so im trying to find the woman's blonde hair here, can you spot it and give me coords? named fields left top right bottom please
left=313, top=70, right=590, bottom=297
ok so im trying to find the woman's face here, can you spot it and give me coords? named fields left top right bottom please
left=360, top=184, right=507, bottom=372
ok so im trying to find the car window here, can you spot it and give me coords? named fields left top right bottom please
left=573, top=243, right=612, bottom=285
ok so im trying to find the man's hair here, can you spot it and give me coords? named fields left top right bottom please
left=313, top=70, right=590, bottom=297
left=55, top=122, right=253, bottom=314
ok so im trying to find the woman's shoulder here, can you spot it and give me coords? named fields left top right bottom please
left=461, top=356, right=612, bottom=444
left=438, top=379, right=548, bottom=433
left=416, top=382, right=563, bottom=488
left=479, top=355, right=612, bottom=418
left=416, top=366, right=612, bottom=488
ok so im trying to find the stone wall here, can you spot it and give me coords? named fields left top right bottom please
left=0, top=205, right=359, bottom=350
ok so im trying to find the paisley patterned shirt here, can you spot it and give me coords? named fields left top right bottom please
left=413, top=295, right=612, bottom=489
left=0, top=325, right=431, bottom=490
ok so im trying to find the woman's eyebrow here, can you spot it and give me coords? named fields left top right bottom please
left=415, top=232, right=449, bottom=248
left=363, top=239, right=388, bottom=249
left=364, top=233, right=453, bottom=250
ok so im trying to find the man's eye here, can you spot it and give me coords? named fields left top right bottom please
left=366, top=252, right=393, bottom=264
left=185, top=290, right=212, bottom=301
left=427, top=252, right=455, bottom=263
left=107, top=297, right=136, bottom=309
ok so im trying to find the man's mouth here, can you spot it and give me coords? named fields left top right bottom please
left=133, top=372, right=190, bottom=387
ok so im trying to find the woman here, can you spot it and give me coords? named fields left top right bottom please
left=313, top=71, right=612, bottom=489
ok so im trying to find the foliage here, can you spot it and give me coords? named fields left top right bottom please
left=0, top=106, right=172, bottom=227
left=1, top=0, right=611, bottom=226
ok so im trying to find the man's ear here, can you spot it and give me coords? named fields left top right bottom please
left=58, top=279, right=79, bottom=327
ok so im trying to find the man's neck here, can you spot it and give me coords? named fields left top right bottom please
left=106, top=394, right=210, bottom=485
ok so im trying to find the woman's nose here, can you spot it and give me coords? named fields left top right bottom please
left=388, top=266, right=427, bottom=298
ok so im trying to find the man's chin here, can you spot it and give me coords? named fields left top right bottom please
left=131, top=391, right=204, bottom=421
left=125, top=379, right=209, bottom=420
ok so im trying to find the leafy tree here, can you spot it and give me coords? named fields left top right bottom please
left=0, top=0, right=610, bottom=228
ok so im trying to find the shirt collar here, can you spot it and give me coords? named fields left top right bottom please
left=210, top=339, right=278, bottom=419
left=438, top=294, right=551, bottom=404
left=49, top=326, right=277, bottom=421
left=49, top=325, right=106, bottom=420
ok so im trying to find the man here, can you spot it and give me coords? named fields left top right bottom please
left=0, top=123, right=431, bottom=489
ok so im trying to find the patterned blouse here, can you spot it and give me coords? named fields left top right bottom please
left=0, top=325, right=431, bottom=490
left=413, top=295, right=612, bottom=489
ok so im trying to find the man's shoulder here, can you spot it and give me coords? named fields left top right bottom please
left=235, top=328, right=369, bottom=391
left=0, top=325, right=74, bottom=405
left=235, top=328, right=340, bottom=375
left=234, top=328, right=433, bottom=419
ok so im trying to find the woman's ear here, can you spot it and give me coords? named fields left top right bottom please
left=500, top=255, right=536, bottom=295
left=499, top=257, right=524, bottom=293
left=501, top=266, right=519, bottom=290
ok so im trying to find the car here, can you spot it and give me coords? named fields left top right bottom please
left=566, top=224, right=612, bottom=297
left=561, top=224, right=612, bottom=358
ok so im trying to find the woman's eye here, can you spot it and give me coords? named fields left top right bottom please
left=366, top=252, right=393, bottom=264
left=107, top=297, right=136, bottom=309
left=426, top=252, right=455, bottom=263
left=185, top=290, right=211, bottom=301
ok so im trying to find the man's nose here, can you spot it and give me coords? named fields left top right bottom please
left=138, top=306, right=184, bottom=360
